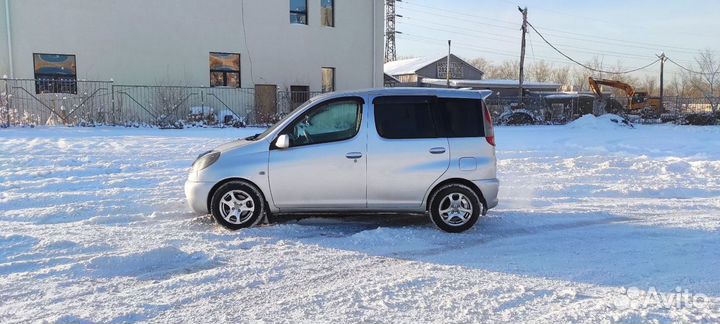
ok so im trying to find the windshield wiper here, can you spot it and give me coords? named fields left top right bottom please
left=244, top=133, right=261, bottom=141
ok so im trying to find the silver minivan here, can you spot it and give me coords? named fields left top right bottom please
left=185, top=88, right=499, bottom=233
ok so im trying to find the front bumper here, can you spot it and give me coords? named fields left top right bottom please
left=184, top=180, right=215, bottom=214
left=473, top=178, right=499, bottom=210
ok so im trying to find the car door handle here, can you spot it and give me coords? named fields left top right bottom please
left=346, top=152, right=363, bottom=159
left=429, top=147, right=446, bottom=154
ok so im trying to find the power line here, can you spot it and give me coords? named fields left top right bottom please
left=399, top=23, right=694, bottom=76
left=527, top=21, right=660, bottom=74
left=397, top=4, right=518, bottom=32
left=409, top=0, right=719, bottom=48
left=398, top=2, right=701, bottom=74
left=399, top=1, right=517, bottom=27
left=398, top=33, right=569, bottom=64
left=666, top=57, right=718, bottom=76
left=398, top=33, right=654, bottom=73
left=509, top=2, right=719, bottom=43
left=528, top=30, right=536, bottom=62
left=398, top=1, right=707, bottom=57
left=240, top=0, right=254, bottom=84
left=401, top=19, right=662, bottom=63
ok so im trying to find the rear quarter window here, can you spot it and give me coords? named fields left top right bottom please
left=432, top=98, right=485, bottom=138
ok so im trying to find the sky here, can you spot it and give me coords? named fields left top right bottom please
left=394, top=0, right=720, bottom=79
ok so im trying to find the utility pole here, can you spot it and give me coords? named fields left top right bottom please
left=657, top=52, right=667, bottom=113
left=447, top=40, right=451, bottom=88
left=384, top=0, right=402, bottom=63
left=518, top=7, right=528, bottom=106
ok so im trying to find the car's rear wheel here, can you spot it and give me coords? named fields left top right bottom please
left=210, top=181, right=266, bottom=230
left=429, top=184, right=482, bottom=233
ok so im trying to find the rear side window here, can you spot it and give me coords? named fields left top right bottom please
left=432, top=98, right=486, bottom=138
left=373, top=96, right=436, bottom=139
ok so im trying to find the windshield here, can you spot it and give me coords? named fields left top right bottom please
left=247, top=99, right=315, bottom=141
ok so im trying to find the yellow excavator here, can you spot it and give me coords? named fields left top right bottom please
left=588, top=77, right=662, bottom=114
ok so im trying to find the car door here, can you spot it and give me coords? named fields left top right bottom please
left=268, top=97, right=367, bottom=209
left=367, top=95, right=450, bottom=209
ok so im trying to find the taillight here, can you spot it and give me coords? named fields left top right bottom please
left=482, top=102, right=495, bottom=146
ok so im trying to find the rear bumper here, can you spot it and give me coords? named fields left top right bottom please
left=473, top=178, right=499, bottom=210
left=184, top=180, right=214, bottom=214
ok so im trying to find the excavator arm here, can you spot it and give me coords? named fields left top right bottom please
left=588, top=77, right=636, bottom=98
left=588, top=77, right=646, bottom=110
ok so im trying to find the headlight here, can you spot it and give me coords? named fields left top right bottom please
left=192, top=151, right=220, bottom=171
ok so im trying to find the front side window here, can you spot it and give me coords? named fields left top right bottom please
left=321, top=0, right=334, bottom=27
left=282, top=99, right=362, bottom=147
left=432, top=98, right=485, bottom=137
left=322, top=67, right=335, bottom=93
left=33, top=53, right=77, bottom=94
left=373, top=96, right=436, bottom=139
left=290, top=0, right=308, bottom=24
left=210, top=52, right=241, bottom=88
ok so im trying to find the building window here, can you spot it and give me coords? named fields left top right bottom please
left=437, top=61, right=464, bottom=79
left=209, top=52, right=241, bottom=88
left=290, top=0, right=308, bottom=24
left=33, top=53, right=77, bottom=94
left=290, top=85, right=310, bottom=109
left=321, top=0, right=334, bottom=27
left=322, top=67, right=335, bottom=92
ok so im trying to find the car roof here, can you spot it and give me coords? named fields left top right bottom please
left=311, top=87, right=492, bottom=103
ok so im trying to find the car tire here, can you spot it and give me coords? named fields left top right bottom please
left=429, top=184, right=483, bottom=233
left=210, top=181, right=266, bottom=230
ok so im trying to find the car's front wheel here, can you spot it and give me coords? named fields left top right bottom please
left=429, top=184, right=483, bottom=233
left=210, top=181, right=266, bottom=230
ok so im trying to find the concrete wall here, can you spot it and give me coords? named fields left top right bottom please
left=0, top=0, right=383, bottom=91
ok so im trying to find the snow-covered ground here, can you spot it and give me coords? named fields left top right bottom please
left=1, top=119, right=719, bottom=323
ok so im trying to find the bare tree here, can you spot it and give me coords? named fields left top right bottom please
left=529, top=60, right=553, bottom=82
left=469, top=57, right=491, bottom=75
left=568, top=57, right=606, bottom=91
left=551, top=66, right=571, bottom=89
left=689, top=49, right=720, bottom=113
left=486, top=60, right=519, bottom=80
left=607, top=61, right=639, bottom=87
left=642, top=75, right=658, bottom=96
left=571, top=67, right=590, bottom=91
left=666, top=75, right=689, bottom=97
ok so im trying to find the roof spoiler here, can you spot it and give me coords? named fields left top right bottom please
left=478, top=90, right=493, bottom=100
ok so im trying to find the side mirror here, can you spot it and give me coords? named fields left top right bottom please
left=276, top=134, right=290, bottom=149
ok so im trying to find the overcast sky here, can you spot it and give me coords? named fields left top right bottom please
left=394, top=0, right=719, bottom=78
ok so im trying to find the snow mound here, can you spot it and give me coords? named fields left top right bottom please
left=568, top=114, right=633, bottom=129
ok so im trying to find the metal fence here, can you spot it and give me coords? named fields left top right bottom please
left=487, top=95, right=720, bottom=125
left=487, top=95, right=593, bottom=125
left=663, top=96, right=719, bottom=115
left=1, top=79, right=113, bottom=127
left=0, top=78, right=323, bottom=128
left=1, top=78, right=718, bottom=127
left=113, top=85, right=257, bottom=127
